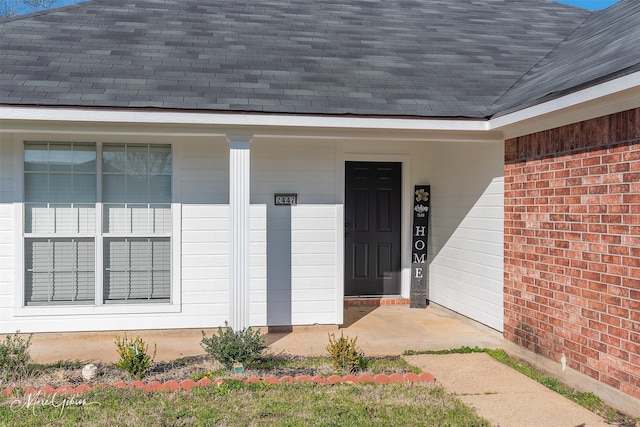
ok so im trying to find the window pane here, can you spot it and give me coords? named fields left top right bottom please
left=76, top=204, right=96, bottom=234
left=151, top=205, right=172, bottom=234
left=126, top=174, right=149, bottom=203
left=73, top=174, right=96, bottom=202
left=52, top=204, right=75, bottom=234
left=103, top=174, right=125, bottom=203
left=24, top=173, right=48, bottom=202
left=26, top=204, right=96, bottom=235
left=102, top=145, right=127, bottom=173
left=103, top=204, right=128, bottom=234
left=24, top=143, right=49, bottom=172
left=25, top=238, right=95, bottom=305
left=148, top=145, right=172, bottom=174
left=25, top=203, right=50, bottom=234
left=103, top=144, right=171, bottom=204
left=104, top=238, right=170, bottom=302
left=130, top=204, right=150, bottom=234
left=49, top=174, right=73, bottom=202
left=24, top=142, right=96, bottom=233
left=48, top=144, right=73, bottom=173
left=149, top=175, right=171, bottom=203
left=125, top=145, right=149, bottom=174
left=73, top=144, right=97, bottom=173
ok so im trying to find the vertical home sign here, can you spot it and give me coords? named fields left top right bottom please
left=410, top=185, right=430, bottom=308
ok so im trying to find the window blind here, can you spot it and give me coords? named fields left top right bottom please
left=103, top=238, right=170, bottom=301
left=25, top=238, right=95, bottom=305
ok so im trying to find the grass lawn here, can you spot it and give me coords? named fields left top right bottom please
left=1, top=381, right=490, bottom=426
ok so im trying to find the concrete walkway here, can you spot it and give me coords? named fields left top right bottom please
left=406, top=353, right=610, bottom=427
left=22, top=304, right=611, bottom=427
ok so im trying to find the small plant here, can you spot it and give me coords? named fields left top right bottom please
left=326, top=332, right=366, bottom=374
left=114, top=333, right=156, bottom=379
left=200, top=322, right=264, bottom=370
left=0, top=331, right=33, bottom=382
left=189, top=368, right=226, bottom=382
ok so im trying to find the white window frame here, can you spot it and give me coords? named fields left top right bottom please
left=14, top=137, right=182, bottom=316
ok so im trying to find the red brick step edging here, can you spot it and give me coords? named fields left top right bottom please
left=1, top=372, right=435, bottom=396
left=344, top=297, right=410, bottom=307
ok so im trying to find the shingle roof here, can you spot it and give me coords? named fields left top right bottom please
left=494, top=0, right=640, bottom=115
left=0, top=0, right=627, bottom=119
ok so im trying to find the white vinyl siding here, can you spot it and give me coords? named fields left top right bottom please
left=4, top=131, right=505, bottom=333
left=421, top=141, right=504, bottom=331
left=0, top=137, right=13, bottom=328
left=290, top=205, right=339, bottom=325
left=252, top=139, right=340, bottom=325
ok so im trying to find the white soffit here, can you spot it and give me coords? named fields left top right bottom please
left=490, top=72, right=640, bottom=139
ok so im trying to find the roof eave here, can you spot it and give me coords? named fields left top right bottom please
left=489, top=71, right=640, bottom=139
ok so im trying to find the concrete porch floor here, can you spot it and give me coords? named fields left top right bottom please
left=23, top=303, right=503, bottom=364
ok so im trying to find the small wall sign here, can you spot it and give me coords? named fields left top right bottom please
left=410, top=185, right=430, bottom=308
left=274, top=193, right=297, bottom=206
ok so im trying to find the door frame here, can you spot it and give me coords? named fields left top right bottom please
left=337, top=153, right=412, bottom=302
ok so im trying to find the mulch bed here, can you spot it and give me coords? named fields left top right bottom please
left=1, top=354, right=436, bottom=396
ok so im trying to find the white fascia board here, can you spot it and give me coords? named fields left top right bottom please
left=0, top=106, right=488, bottom=133
left=489, top=72, right=640, bottom=139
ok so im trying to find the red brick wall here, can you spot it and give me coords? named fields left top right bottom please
left=504, top=108, right=640, bottom=400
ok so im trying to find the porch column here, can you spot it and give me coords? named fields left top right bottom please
left=228, top=134, right=252, bottom=330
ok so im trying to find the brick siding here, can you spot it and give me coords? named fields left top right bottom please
left=504, top=108, right=640, bottom=399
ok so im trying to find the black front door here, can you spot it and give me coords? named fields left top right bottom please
left=345, top=161, right=401, bottom=296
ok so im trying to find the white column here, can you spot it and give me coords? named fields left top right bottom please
left=228, top=134, right=252, bottom=330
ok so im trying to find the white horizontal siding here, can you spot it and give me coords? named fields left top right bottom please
left=422, top=141, right=504, bottom=331
left=249, top=204, right=267, bottom=326
left=2, top=133, right=507, bottom=333
left=181, top=204, right=230, bottom=326
left=290, top=205, right=338, bottom=325
left=251, top=138, right=340, bottom=326
left=0, top=137, right=14, bottom=329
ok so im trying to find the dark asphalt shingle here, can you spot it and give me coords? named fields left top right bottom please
left=493, top=0, right=640, bottom=115
left=0, top=0, right=633, bottom=118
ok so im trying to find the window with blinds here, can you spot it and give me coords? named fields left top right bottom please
left=24, top=142, right=97, bottom=305
left=102, top=144, right=172, bottom=303
left=23, top=142, right=172, bottom=306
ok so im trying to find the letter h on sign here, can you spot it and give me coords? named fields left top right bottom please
left=410, top=185, right=430, bottom=308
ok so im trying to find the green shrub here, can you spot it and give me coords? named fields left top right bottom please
left=326, top=332, right=366, bottom=374
left=114, top=333, right=156, bottom=379
left=0, top=331, right=32, bottom=382
left=200, top=322, right=264, bottom=370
